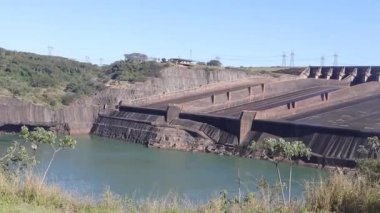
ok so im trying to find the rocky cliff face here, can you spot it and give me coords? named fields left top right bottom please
left=0, top=66, right=273, bottom=134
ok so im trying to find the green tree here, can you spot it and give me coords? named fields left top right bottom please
left=1, top=126, right=76, bottom=185
left=356, top=136, right=380, bottom=182
left=357, top=136, right=380, bottom=159
left=20, top=126, right=76, bottom=186
left=207, top=59, right=222, bottom=67
left=0, top=140, right=37, bottom=175
left=124, top=53, right=148, bottom=63
left=261, top=138, right=311, bottom=205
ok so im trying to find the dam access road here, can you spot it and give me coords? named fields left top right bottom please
left=90, top=66, right=380, bottom=167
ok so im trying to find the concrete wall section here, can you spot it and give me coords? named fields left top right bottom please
left=255, top=93, right=330, bottom=119
left=329, top=81, right=380, bottom=101
left=263, top=78, right=347, bottom=98
left=179, top=112, right=240, bottom=136
left=0, top=97, right=55, bottom=125
left=166, top=105, right=181, bottom=123
left=119, top=105, right=166, bottom=116
left=239, top=111, right=257, bottom=145
left=250, top=119, right=380, bottom=166
left=0, top=97, right=99, bottom=134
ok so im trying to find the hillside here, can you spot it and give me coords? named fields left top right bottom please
left=0, top=48, right=166, bottom=108
left=0, top=47, right=302, bottom=108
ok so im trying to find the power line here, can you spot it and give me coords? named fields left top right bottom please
left=217, top=54, right=281, bottom=59
left=333, top=53, right=338, bottom=66
left=289, top=51, right=295, bottom=67
left=320, top=56, right=325, bottom=66
left=282, top=53, right=287, bottom=67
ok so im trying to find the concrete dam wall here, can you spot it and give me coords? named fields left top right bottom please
left=304, top=66, right=380, bottom=85
left=249, top=120, right=379, bottom=167
left=0, top=67, right=275, bottom=133
left=92, top=101, right=376, bottom=167
left=92, top=72, right=380, bottom=167
left=3, top=65, right=379, bottom=168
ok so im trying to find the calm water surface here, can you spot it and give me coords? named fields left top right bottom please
left=0, top=134, right=326, bottom=202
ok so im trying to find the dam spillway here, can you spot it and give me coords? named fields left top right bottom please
left=92, top=66, right=380, bottom=167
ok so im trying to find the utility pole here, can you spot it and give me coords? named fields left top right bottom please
left=282, top=53, right=287, bottom=67
left=333, top=53, right=338, bottom=66
left=320, top=56, right=325, bottom=67
left=48, top=46, right=53, bottom=56
left=289, top=51, right=295, bottom=67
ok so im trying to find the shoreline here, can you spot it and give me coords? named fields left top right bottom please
left=0, top=130, right=358, bottom=173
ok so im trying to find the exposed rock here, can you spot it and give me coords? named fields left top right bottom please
left=147, top=127, right=213, bottom=152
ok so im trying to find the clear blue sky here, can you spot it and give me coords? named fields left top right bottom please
left=1, top=0, right=379, bottom=66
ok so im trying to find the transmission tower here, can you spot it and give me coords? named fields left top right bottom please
left=333, top=53, right=338, bottom=66
left=99, top=58, right=103, bottom=66
left=289, top=51, right=295, bottom=67
left=282, top=53, right=287, bottom=67
left=320, top=56, right=325, bottom=67
left=47, top=46, right=53, bottom=56
left=85, top=56, right=90, bottom=63
left=189, top=49, right=192, bottom=60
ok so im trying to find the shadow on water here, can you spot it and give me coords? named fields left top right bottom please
left=0, top=134, right=327, bottom=202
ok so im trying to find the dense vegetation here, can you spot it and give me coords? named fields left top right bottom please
left=0, top=48, right=104, bottom=107
left=0, top=48, right=166, bottom=108
left=101, top=60, right=164, bottom=82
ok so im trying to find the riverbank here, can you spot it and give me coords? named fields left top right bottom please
left=0, top=134, right=378, bottom=212
left=0, top=134, right=325, bottom=202
left=1, top=171, right=379, bottom=213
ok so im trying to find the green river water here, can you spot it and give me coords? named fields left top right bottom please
left=0, top=134, right=326, bottom=202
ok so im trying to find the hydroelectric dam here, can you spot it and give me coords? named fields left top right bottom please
left=91, top=66, right=380, bottom=167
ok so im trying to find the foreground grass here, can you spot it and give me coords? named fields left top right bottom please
left=1, top=170, right=380, bottom=213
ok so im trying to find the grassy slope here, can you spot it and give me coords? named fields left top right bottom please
left=0, top=47, right=302, bottom=109
left=0, top=48, right=105, bottom=108
left=1, top=170, right=380, bottom=213
left=0, top=48, right=165, bottom=108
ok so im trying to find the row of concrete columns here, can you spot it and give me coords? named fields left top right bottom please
left=210, top=84, right=265, bottom=105
left=286, top=101, right=296, bottom=110
left=312, top=67, right=380, bottom=82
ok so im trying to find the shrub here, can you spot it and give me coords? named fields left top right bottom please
left=61, top=93, right=77, bottom=105
left=305, top=174, right=380, bottom=213
left=357, top=159, right=380, bottom=182
left=207, top=59, right=222, bottom=67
